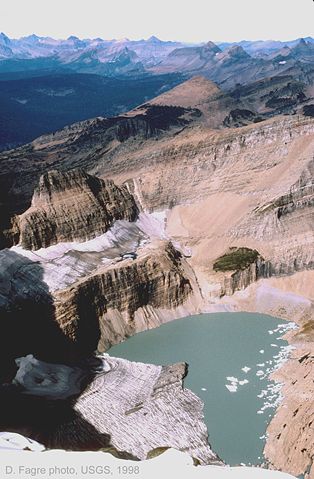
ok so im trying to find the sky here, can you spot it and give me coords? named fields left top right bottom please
left=0, top=0, right=313, bottom=43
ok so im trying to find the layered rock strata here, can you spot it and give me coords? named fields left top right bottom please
left=0, top=80, right=313, bottom=475
left=231, top=158, right=314, bottom=274
left=16, top=169, right=138, bottom=250
left=54, top=240, right=198, bottom=351
left=219, top=258, right=271, bottom=297
left=211, top=247, right=271, bottom=296
left=0, top=233, right=201, bottom=374
left=264, top=343, right=314, bottom=479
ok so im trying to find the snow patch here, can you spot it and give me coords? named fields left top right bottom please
left=0, top=447, right=298, bottom=477
left=10, top=212, right=168, bottom=292
left=0, top=433, right=45, bottom=451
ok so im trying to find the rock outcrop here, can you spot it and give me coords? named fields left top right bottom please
left=231, top=157, right=314, bottom=274
left=264, top=343, right=314, bottom=479
left=213, top=247, right=271, bottom=297
left=54, top=240, right=197, bottom=351
left=0, top=235, right=201, bottom=374
left=207, top=272, right=314, bottom=479
left=0, top=81, right=312, bottom=249
left=16, top=169, right=139, bottom=250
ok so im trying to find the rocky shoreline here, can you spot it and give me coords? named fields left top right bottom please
left=208, top=272, right=314, bottom=479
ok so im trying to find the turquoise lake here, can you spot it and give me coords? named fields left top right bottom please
left=109, top=312, right=293, bottom=466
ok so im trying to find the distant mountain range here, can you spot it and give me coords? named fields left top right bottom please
left=0, top=33, right=183, bottom=75
left=218, top=37, right=314, bottom=55
left=0, top=33, right=313, bottom=151
left=0, top=33, right=313, bottom=78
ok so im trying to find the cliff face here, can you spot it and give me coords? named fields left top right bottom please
left=231, top=158, right=314, bottom=275
left=119, top=116, right=313, bottom=211
left=264, top=342, right=314, bottom=479
left=0, top=234, right=200, bottom=373
left=16, top=169, right=138, bottom=250
left=162, top=116, right=313, bottom=300
left=207, top=272, right=314, bottom=479
left=0, top=104, right=195, bottom=249
left=54, top=241, right=196, bottom=351
left=219, top=258, right=271, bottom=297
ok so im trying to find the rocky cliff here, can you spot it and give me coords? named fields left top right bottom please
left=264, top=339, right=314, bottom=479
left=207, top=272, right=314, bottom=479
left=16, top=169, right=139, bottom=250
left=54, top=240, right=198, bottom=351
left=230, top=158, right=314, bottom=275
left=212, top=247, right=272, bottom=297
left=0, top=232, right=201, bottom=375
left=0, top=104, right=194, bottom=249
left=1, top=78, right=312, bottom=249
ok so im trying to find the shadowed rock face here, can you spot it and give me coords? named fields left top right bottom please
left=0, top=249, right=96, bottom=383
left=16, top=169, right=139, bottom=250
left=0, top=238, right=197, bottom=375
left=0, top=244, right=211, bottom=461
left=223, top=109, right=264, bottom=127
left=55, top=240, right=194, bottom=351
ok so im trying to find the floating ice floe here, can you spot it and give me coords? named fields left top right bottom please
left=241, top=366, right=251, bottom=373
left=225, top=384, right=238, bottom=393
left=257, top=390, right=267, bottom=398
left=259, top=350, right=265, bottom=354
left=274, top=322, right=298, bottom=336
left=256, top=343, right=294, bottom=416
left=268, top=331, right=274, bottom=335
left=225, top=375, right=249, bottom=392
left=226, top=376, right=238, bottom=383
left=239, top=379, right=249, bottom=386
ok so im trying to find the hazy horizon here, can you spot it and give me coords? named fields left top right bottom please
left=1, top=31, right=313, bottom=45
left=1, top=0, right=313, bottom=44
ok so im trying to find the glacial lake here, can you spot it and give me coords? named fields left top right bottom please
left=109, top=312, right=294, bottom=466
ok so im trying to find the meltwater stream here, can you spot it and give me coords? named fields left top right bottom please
left=109, top=312, right=295, bottom=466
